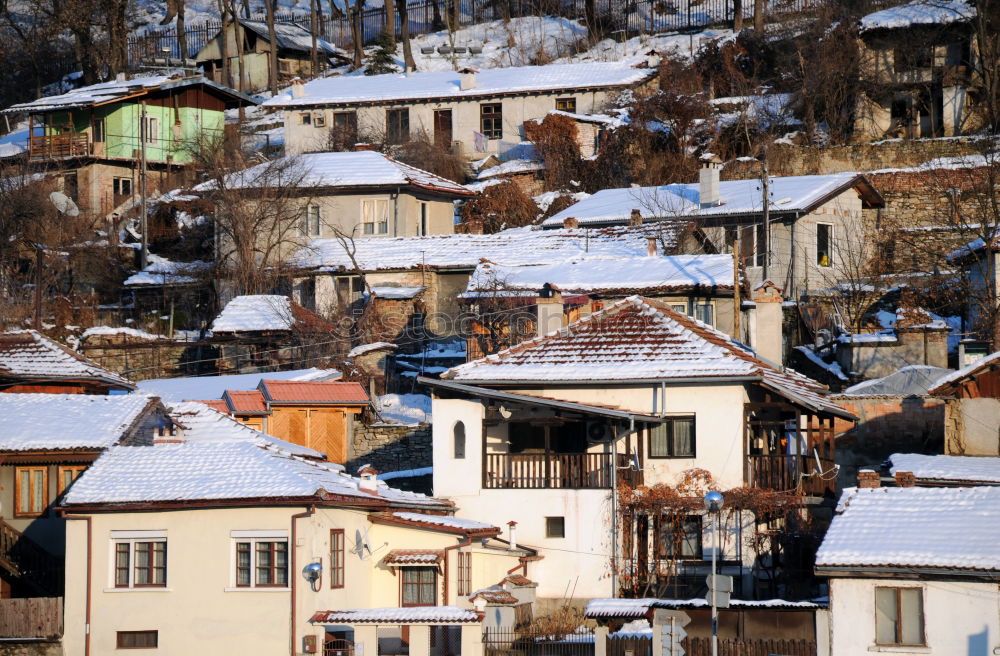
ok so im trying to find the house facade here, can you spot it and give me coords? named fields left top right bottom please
left=541, top=167, right=885, bottom=299
left=262, top=63, right=656, bottom=159
left=3, top=75, right=255, bottom=217
left=424, top=296, right=852, bottom=604
left=60, top=441, right=535, bottom=656
left=928, top=351, right=1000, bottom=456
left=0, top=330, right=135, bottom=394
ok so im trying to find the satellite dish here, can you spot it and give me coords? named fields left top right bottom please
left=49, top=191, right=80, bottom=217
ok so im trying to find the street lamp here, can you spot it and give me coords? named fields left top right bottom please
left=703, top=490, right=724, bottom=656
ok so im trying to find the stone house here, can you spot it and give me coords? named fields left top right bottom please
left=0, top=329, right=135, bottom=394
left=928, top=350, right=1000, bottom=456
left=2, top=74, right=255, bottom=218
left=263, top=62, right=656, bottom=159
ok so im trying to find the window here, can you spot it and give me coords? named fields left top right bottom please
left=556, top=97, right=577, bottom=113
left=401, top=566, right=437, bottom=606
left=648, top=416, right=696, bottom=458
left=658, top=515, right=702, bottom=560
left=116, top=630, right=158, bottom=649
left=453, top=421, right=466, bottom=459
left=480, top=103, right=503, bottom=140
left=419, top=201, right=429, bottom=236
left=875, top=587, right=924, bottom=646
left=313, top=112, right=326, bottom=128
left=114, top=537, right=167, bottom=588
left=386, top=108, right=410, bottom=144
left=362, top=199, right=390, bottom=235
left=545, top=516, right=565, bottom=538
left=817, top=223, right=833, bottom=267
left=300, top=112, right=312, bottom=125
left=113, top=177, right=133, bottom=198
left=15, top=466, right=46, bottom=517
left=331, top=111, right=358, bottom=148
left=58, top=465, right=87, bottom=495
left=235, top=539, right=288, bottom=587
left=693, top=303, right=714, bottom=327
left=143, top=116, right=159, bottom=145
left=93, top=119, right=105, bottom=143
left=300, top=204, right=322, bottom=237
left=330, top=529, right=345, bottom=589
left=457, top=551, right=471, bottom=596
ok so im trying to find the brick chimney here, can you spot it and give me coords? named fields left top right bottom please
left=358, top=465, right=379, bottom=492
left=647, top=237, right=657, bottom=257
left=563, top=216, right=579, bottom=229
left=536, top=283, right=564, bottom=337
left=894, top=471, right=916, bottom=488
left=629, top=208, right=642, bottom=226
left=699, top=154, right=722, bottom=208
left=459, top=67, right=478, bottom=91
left=463, top=220, right=484, bottom=234
left=291, top=77, right=306, bottom=98
left=858, top=469, right=880, bottom=489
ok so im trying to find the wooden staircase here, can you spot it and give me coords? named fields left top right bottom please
left=0, top=519, right=63, bottom=597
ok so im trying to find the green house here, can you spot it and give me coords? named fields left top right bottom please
left=4, top=74, right=256, bottom=216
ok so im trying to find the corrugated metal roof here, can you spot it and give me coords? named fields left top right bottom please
left=259, top=380, right=369, bottom=404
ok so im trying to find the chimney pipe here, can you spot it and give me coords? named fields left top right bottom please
left=563, top=216, right=579, bottom=229
left=507, top=521, right=517, bottom=551
left=629, top=209, right=642, bottom=226
left=699, top=155, right=722, bottom=209
left=647, top=237, right=657, bottom=257
left=357, top=465, right=379, bottom=492
left=858, top=470, right=880, bottom=489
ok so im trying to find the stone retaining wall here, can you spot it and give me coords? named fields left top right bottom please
left=347, top=422, right=432, bottom=475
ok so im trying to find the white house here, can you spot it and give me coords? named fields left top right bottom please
left=422, top=295, right=853, bottom=605
left=262, top=62, right=656, bottom=158
left=60, top=440, right=536, bottom=656
left=816, top=483, right=1000, bottom=654
left=541, top=167, right=885, bottom=297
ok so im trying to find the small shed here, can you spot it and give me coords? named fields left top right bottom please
left=928, top=351, right=1000, bottom=456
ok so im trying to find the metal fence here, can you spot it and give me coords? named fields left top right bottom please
left=484, top=627, right=596, bottom=656
left=126, top=0, right=826, bottom=68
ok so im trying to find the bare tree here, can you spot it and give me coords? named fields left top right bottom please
left=265, top=0, right=280, bottom=94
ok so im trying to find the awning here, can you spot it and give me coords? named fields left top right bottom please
left=381, top=549, right=444, bottom=567
left=311, top=606, right=483, bottom=624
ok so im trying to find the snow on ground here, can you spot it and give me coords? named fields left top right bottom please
left=860, top=0, right=974, bottom=32
left=137, top=367, right=341, bottom=402
left=554, top=28, right=733, bottom=65
left=0, top=124, right=29, bottom=158
left=375, top=393, right=431, bottom=425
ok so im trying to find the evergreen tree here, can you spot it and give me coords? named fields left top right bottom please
left=364, top=31, right=398, bottom=76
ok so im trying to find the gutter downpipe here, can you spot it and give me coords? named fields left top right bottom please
left=611, top=417, right=635, bottom=598
left=393, top=186, right=401, bottom=237
left=291, top=505, right=317, bottom=656
left=62, top=513, right=92, bottom=656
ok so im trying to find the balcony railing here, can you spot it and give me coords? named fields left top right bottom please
left=29, top=133, right=91, bottom=160
left=485, top=453, right=640, bottom=489
left=746, top=454, right=834, bottom=495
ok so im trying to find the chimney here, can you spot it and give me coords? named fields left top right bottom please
left=748, top=281, right=785, bottom=366
left=116, top=72, right=127, bottom=82
left=699, top=154, right=722, bottom=208
left=563, top=216, right=579, bottom=229
left=291, top=77, right=306, bottom=98
left=464, top=220, right=484, bottom=235
left=536, top=284, right=564, bottom=337
left=858, top=469, right=880, bottom=489
left=629, top=208, right=642, bottom=226
left=507, top=521, right=517, bottom=551
left=647, top=237, right=657, bottom=257
left=357, top=465, right=379, bottom=492
left=894, top=471, right=916, bottom=488
left=459, top=67, right=478, bottom=91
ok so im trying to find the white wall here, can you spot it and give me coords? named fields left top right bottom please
left=829, top=577, right=1000, bottom=655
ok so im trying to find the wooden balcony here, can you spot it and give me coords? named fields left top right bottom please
left=29, top=133, right=91, bottom=160
left=484, top=453, right=640, bottom=489
left=746, top=454, right=834, bottom=495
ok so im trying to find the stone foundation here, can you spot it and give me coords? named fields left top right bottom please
left=347, top=422, right=431, bottom=475
left=0, top=642, right=61, bottom=656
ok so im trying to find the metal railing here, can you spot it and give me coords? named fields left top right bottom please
left=485, top=627, right=595, bottom=656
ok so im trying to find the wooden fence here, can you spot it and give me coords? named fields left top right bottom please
left=0, top=597, right=62, bottom=639
left=685, top=637, right=816, bottom=656
left=126, top=0, right=825, bottom=68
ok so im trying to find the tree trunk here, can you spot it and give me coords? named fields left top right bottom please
left=430, top=0, right=443, bottom=31
left=265, top=0, right=279, bottom=94
left=733, top=0, right=742, bottom=31
left=400, top=1, right=415, bottom=72
left=177, top=0, right=187, bottom=60
left=310, top=0, right=319, bottom=76
left=217, top=0, right=233, bottom=89
left=451, top=0, right=459, bottom=32
left=584, top=0, right=596, bottom=41
left=383, top=0, right=396, bottom=48
left=350, top=0, right=364, bottom=70
left=753, top=0, right=763, bottom=31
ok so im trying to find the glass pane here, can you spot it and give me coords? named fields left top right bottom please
left=116, top=543, right=130, bottom=587
left=33, top=470, right=44, bottom=512
left=672, top=419, right=695, bottom=457
left=900, top=588, right=923, bottom=645
left=875, top=587, right=899, bottom=644
left=402, top=582, right=418, bottom=604
left=275, top=542, right=288, bottom=585
left=649, top=425, right=669, bottom=457
left=18, top=470, right=29, bottom=513
left=695, top=304, right=714, bottom=327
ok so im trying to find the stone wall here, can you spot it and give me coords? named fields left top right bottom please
left=347, top=421, right=431, bottom=475
left=79, top=333, right=215, bottom=382
left=0, top=642, right=61, bottom=656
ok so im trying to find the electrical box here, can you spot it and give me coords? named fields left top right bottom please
left=303, top=635, right=317, bottom=654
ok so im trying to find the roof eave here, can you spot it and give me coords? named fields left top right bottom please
left=815, top=564, right=1000, bottom=580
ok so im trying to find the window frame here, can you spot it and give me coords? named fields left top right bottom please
left=647, top=416, right=697, bottom=459
left=555, top=97, right=577, bottom=113
left=300, top=111, right=312, bottom=125
left=457, top=551, right=471, bottom=597
left=312, top=111, right=327, bottom=128
left=400, top=566, right=437, bottom=607
left=15, top=466, right=47, bottom=517
left=386, top=108, right=410, bottom=145
left=480, top=103, right=503, bottom=140
left=330, top=529, right=345, bottom=589
left=361, top=198, right=390, bottom=236
left=116, top=630, right=158, bottom=649
left=233, top=536, right=289, bottom=589
left=58, top=465, right=87, bottom=496
left=657, top=514, right=703, bottom=561
left=144, top=116, right=159, bottom=145
left=453, top=421, right=466, bottom=459
left=113, top=536, right=167, bottom=589
left=817, top=222, right=834, bottom=268
left=300, top=203, right=322, bottom=237
left=545, top=516, right=566, bottom=538
left=875, top=586, right=925, bottom=647
left=113, top=177, right=133, bottom=198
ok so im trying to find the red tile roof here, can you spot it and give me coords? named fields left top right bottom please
left=258, top=380, right=369, bottom=405
left=0, top=330, right=134, bottom=390
left=223, top=390, right=269, bottom=415
left=469, top=588, right=518, bottom=604
left=381, top=549, right=444, bottom=566
left=502, top=574, right=535, bottom=587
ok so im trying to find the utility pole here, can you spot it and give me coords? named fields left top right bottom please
left=760, top=153, right=770, bottom=281
left=33, top=244, right=42, bottom=330
left=140, top=101, right=149, bottom=270
left=733, top=238, right=741, bottom=342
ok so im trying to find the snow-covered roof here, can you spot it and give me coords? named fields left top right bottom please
left=443, top=296, right=851, bottom=419
left=839, top=365, right=952, bottom=397
left=816, top=485, right=1000, bottom=573
left=349, top=342, right=398, bottom=358
left=123, top=254, right=210, bottom=287
left=211, top=295, right=294, bottom=332
left=137, top=367, right=342, bottom=402
left=62, top=441, right=450, bottom=508
left=889, top=453, right=1000, bottom=485
left=196, top=151, right=472, bottom=196
left=463, top=254, right=734, bottom=298
left=389, top=512, right=498, bottom=532
left=310, top=606, right=482, bottom=624
left=929, top=351, right=1000, bottom=394
left=236, top=19, right=344, bottom=56
left=81, top=326, right=163, bottom=341
left=541, top=173, right=880, bottom=228
left=477, top=159, right=545, bottom=180
left=372, top=286, right=426, bottom=300
left=263, top=62, right=655, bottom=108
left=469, top=587, right=518, bottom=604
left=860, top=0, right=974, bottom=32
left=0, top=330, right=134, bottom=389
left=168, top=401, right=322, bottom=458
left=4, top=74, right=255, bottom=113
left=585, top=597, right=824, bottom=618
left=290, top=225, right=682, bottom=273
left=0, top=393, right=154, bottom=452
left=382, top=550, right=444, bottom=565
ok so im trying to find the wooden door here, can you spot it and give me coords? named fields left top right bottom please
left=309, top=409, right=346, bottom=464
left=433, top=109, right=452, bottom=147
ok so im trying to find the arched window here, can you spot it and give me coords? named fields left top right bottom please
left=453, top=421, right=466, bottom=459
